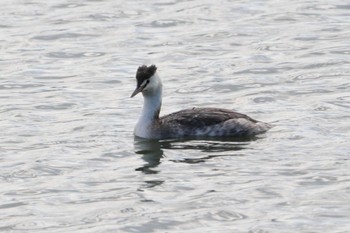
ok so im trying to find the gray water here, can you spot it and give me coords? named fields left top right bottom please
left=1, top=0, right=350, bottom=232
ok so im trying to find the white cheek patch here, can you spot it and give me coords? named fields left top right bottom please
left=141, top=79, right=150, bottom=88
left=141, top=79, right=151, bottom=91
left=141, top=80, right=148, bottom=87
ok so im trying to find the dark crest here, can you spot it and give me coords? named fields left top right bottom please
left=136, top=65, right=157, bottom=87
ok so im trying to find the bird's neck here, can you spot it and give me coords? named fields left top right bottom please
left=138, top=86, right=162, bottom=127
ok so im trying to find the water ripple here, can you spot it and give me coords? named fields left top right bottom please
left=32, top=33, right=98, bottom=41
left=47, top=52, right=105, bottom=58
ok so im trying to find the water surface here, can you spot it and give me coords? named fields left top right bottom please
left=1, top=0, right=350, bottom=232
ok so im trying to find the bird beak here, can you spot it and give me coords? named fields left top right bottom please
left=130, top=86, right=143, bottom=98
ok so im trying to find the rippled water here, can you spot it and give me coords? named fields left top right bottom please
left=1, top=0, right=350, bottom=232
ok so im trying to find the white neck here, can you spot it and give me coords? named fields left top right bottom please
left=134, top=82, right=162, bottom=138
left=140, top=88, right=162, bottom=123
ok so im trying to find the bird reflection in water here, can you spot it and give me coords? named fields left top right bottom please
left=134, top=136, right=258, bottom=174
left=134, top=138, right=164, bottom=174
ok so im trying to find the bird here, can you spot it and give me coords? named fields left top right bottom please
left=131, top=65, right=271, bottom=139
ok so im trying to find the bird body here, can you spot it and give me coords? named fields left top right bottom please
left=131, top=65, right=271, bottom=139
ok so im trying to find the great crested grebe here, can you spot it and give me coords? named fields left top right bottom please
left=131, top=65, right=271, bottom=139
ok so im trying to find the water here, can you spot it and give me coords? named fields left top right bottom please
left=1, top=0, right=349, bottom=232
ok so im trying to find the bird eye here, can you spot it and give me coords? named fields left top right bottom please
left=141, top=79, right=150, bottom=89
left=144, top=80, right=150, bottom=87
